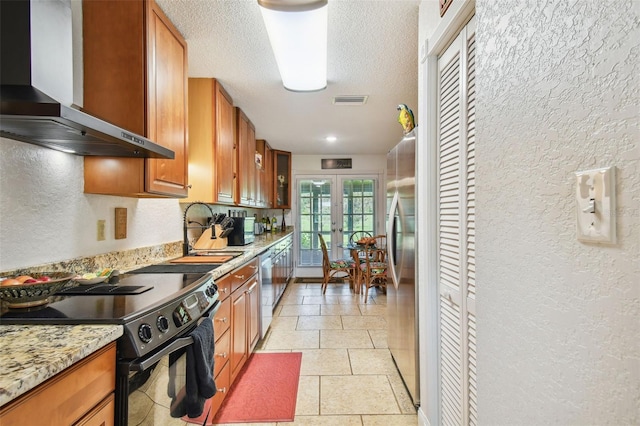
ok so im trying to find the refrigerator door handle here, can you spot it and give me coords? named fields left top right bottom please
left=386, top=191, right=400, bottom=289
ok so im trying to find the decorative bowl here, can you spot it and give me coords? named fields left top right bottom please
left=74, top=276, right=109, bottom=285
left=74, top=269, right=113, bottom=285
left=0, top=272, right=77, bottom=308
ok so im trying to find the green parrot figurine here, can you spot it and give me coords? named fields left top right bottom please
left=397, top=104, right=415, bottom=135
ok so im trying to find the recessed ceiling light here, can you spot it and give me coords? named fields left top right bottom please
left=325, top=136, right=337, bottom=142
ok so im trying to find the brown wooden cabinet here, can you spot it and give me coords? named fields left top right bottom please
left=255, top=139, right=273, bottom=208
left=273, top=150, right=292, bottom=209
left=82, top=0, right=188, bottom=198
left=236, top=108, right=256, bottom=207
left=230, top=281, right=249, bottom=381
left=0, top=343, right=116, bottom=426
left=207, top=257, right=260, bottom=420
left=272, top=234, right=293, bottom=307
left=228, top=258, right=260, bottom=383
left=230, top=274, right=259, bottom=383
left=185, top=78, right=237, bottom=204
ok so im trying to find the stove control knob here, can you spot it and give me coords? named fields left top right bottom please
left=157, top=316, right=170, bottom=333
left=138, top=323, right=153, bottom=343
left=206, top=284, right=218, bottom=298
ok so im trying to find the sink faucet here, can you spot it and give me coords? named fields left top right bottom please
left=183, top=202, right=215, bottom=256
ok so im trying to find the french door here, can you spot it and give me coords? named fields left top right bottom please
left=295, top=174, right=380, bottom=276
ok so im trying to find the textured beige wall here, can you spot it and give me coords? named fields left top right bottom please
left=475, top=0, right=639, bottom=424
left=0, top=138, right=183, bottom=271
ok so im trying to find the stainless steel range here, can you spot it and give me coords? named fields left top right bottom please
left=0, top=268, right=221, bottom=425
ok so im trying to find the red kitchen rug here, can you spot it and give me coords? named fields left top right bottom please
left=211, top=352, right=303, bottom=424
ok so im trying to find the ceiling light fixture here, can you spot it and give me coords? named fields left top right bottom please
left=325, top=136, right=337, bottom=142
left=258, top=0, right=328, bottom=92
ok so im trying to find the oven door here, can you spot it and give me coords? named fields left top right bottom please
left=117, top=307, right=219, bottom=426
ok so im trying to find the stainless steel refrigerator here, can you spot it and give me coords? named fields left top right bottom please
left=386, top=128, right=419, bottom=407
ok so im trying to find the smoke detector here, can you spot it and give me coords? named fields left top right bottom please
left=333, top=95, right=368, bottom=106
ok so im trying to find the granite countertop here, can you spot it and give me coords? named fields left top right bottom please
left=0, top=324, right=123, bottom=407
left=130, top=228, right=295, bottom=279
left=205, top=228, right=294, bottom=279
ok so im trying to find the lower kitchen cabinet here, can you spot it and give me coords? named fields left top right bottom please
left=272, top=234, right=293, bottom=308
left=0, top=343, right=116, bottom=426
left=230, top=269, right=259, bottom=383
left=74, top=394, right=115, bottom=426
left=207, top=257, right=260, bottom=420
left=209, top=360, right=230, bottom=418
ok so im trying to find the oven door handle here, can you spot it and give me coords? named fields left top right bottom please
left=130, top=336, right=194, bottom=372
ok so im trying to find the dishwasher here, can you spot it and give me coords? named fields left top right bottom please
left=259, top=250, right=273, bottom=339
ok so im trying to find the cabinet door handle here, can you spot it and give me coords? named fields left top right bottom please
left=249, top=265, right=257, bottom=270
left=220, top=288, right=228, bottom=294
left=234, top=274, right=245, bottom=280
left=216, top=317, right=228, bottom=323
left=216, top=352, right=228, bottom=358
left=218, top=387, right=227, bottom=393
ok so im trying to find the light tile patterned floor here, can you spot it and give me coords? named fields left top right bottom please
left=217, top=279, right=419, bottom=426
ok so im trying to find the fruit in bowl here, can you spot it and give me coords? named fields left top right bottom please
left=357, top=237, right=377, bottom=246
left=0, top=272, right=76, bottom=308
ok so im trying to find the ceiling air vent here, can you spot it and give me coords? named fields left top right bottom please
left=333, top=95, right=368, bottom=106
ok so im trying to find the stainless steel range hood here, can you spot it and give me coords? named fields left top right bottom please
left=0, top=0, right=174, bottom=159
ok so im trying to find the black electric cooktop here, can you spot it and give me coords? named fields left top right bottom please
left=0, top=272, right=207, bottom=324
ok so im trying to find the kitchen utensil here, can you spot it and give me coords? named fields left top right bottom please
left=219, top=227, right=234, bottom=238
left=215, top=213, right=226, bottom=224
left=0, top=272, right=76, bottom=308
left=221, top=217, right=235, bottom=229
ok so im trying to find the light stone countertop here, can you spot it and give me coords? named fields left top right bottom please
left=0, top=324, right=123, bottom=407
left=129, top=228, right=295, bottom=279
left=204, top=228, right=294, bottom=279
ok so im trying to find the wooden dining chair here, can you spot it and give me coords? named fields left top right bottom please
left=359, top=235, right=388, bottom=302
left=318, top=233, right=357, bottom=294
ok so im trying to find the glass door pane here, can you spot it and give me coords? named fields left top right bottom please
left=298, top=178, right=335, bottom=267
left=339, top=177, right=377, bottom=258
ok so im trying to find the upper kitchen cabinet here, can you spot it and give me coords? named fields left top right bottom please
left=82, top=0, right=188, bottom=197
left=236, top=108, right=256, bottom=207
left=185, top=78, right=236, bottom=204
left=273, top=150, right=292, bottom=209
left=255, top=139, right=273, bottom=208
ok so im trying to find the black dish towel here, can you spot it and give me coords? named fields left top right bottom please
left=185, top=317, right=217, bottom=418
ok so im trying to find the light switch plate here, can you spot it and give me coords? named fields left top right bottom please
left=575, top=166, right=616, bottom=243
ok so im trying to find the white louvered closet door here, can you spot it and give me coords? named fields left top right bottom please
left=437, top=16, right=476, bottom=426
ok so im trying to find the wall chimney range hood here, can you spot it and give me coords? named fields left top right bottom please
left=0, top=0, right=174, bottom=159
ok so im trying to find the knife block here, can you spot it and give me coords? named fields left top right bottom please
left=193, top=225, right=228, bottom=250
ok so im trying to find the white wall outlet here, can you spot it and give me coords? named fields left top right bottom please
left=575, top=166, right=616, bottom=244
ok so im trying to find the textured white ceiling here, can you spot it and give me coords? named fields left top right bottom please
left=156, top=0, right=420, bottom=155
